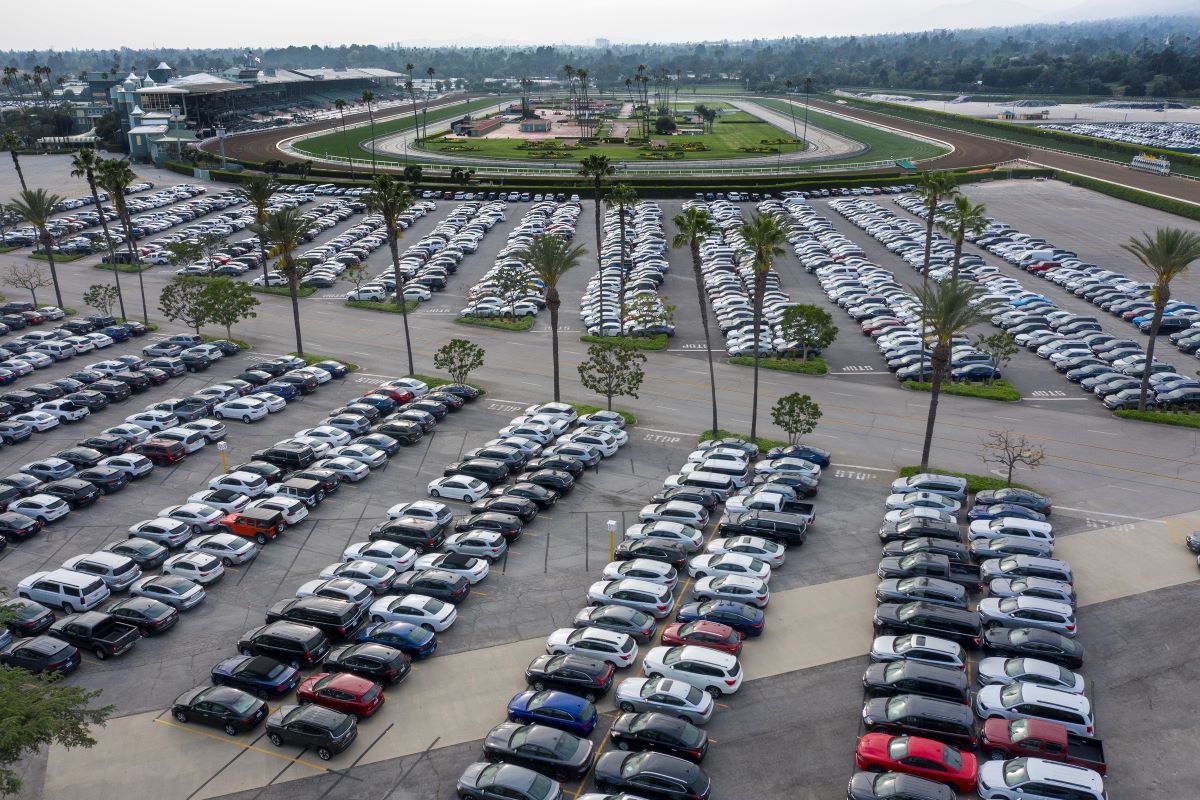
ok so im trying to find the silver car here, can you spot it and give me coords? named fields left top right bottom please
left=328, top=444, right=388, bottom=469
left=443, top=530, right=508, bottom=561
left=978, top=596, right=1077, bottom=637
left=186, top=533, right=259, bottom=566
left=130, top=574, right=205, bottom=610
left=986, top=577, right=1076, bottom=607
left=311, top=457, right=369, bottom=482
left=613, top=677, right=714, bottom=724
left=975, top=656, right=1086, bottom=693
left=128, top=518, right=193, bottom=549
left=159, top=503, right=224, bottom=533
left=586, top=579, right=673, bottom=618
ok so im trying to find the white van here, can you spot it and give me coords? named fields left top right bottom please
left=968, top=517, right=1054, bottom=543
left=17, top=568, right=111, bottom=612
left=32, top=342, right=75, bottom=361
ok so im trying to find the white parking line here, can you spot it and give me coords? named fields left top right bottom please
left=1055, top=506, right=1163, bottom=522
left=835, top=464, right=894, bottom=472
left=1086, top=429, right=1120, bottom=436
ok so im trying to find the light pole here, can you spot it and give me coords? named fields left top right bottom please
left=216, top=125, right=227, bottom=169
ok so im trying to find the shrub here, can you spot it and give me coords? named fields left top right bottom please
left=903, top=379, right=1021, bottom=402
left=1114, top=408, right=1200, bottom=428
left=728, top=355, right=828, bottom=375
left=698, top=428, right=788, bottom=450
left=580, top=333, right=667, bottom=350
left=454, top=315, right=535, bottom=331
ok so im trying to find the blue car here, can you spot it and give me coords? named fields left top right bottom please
left=950, top=364, right=1001, bottom=382
left=0, top=368, right=18, bottom=386
left=312, top=360, right=349, bottom=378
left=210, top=654, right=301, bottom=699
left=353, top=621, right=437, bottom=659
left=356, top=394, right=397, bottom=414
left=101, top=325, right=131, bottom=342
left=765, top=444, right=831, bottom=467
left=506, top=690, right=598, bottom=736
left=257, top=382, right=299, bottom=401
left=966, top=503, right=1048, bottom=523
left=675, top=599, right=765, bottom=637
left=1011, top=296, right=1050, bottom=308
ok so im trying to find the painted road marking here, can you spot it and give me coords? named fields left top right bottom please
left=152, top=718, right=330, bottom=773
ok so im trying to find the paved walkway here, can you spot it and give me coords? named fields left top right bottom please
left=43, top=510, right=1199, bottom=799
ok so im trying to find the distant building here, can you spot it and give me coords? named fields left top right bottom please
left=519, top=119, right=552, bottom=132
left=461, top=118, right=503, bottom=137
left=595, top=38, right=610, bottom=48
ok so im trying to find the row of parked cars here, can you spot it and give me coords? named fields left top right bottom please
left=166, top=191, right=314, bottom=276
left=344, top=199, right=503, bottom=303
left=579, top=200, right=674, bottom=338
left=1, top=181, right=157, bottom=250
left=460, top=201, right=580, bottom=320
left=454, top=431, right=830, bottom=800
left=848, top=473, right=1109, bottom=800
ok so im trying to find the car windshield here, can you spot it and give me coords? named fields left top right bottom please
left=1003, top=758, right=1030, bottom=787
left=885, top=697, right=909, bottom=718
left=999, top=598, right=1020, bottom=613
left=873, top=773, right=899, bottom=794
left=999, top=683, right=1024, bottom=707
left=621, top=752, right=650, bottom=777
left=886, top=737, right=909, bottom=760
left=1008, top=719, right=1031, bottom=743
left=662, top=648, right=683, bottom=665
left=528, top=774, right=553, bottom=798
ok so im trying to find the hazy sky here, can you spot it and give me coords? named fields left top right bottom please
left=0, top=0, right=1187, bottom=50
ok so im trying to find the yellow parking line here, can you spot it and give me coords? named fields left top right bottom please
left=714, top=702, right=730, bottom=709
left=81, top=657, right=105, bottom=667
left=471, top=591, right=487, bottom=597
left=152, top=718, right=330, bottom=772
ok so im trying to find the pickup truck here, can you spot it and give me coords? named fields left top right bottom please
left=724, top=491, right=816, bottom=518
left=876, top=553, right=983, bottom=592
left=980, top=718, right=1107, bottom=776
left=47, top=611, right=140, bottom=660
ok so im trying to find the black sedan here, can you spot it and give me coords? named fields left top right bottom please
left=524, top=455, right=584, bottom=478
left=650, top=487, right=721, bottom=510
left=609, top=712, right=710, bottom=763
left=0, top=634, right=80, bottom=674
left=391, top=409, right=435, bottom=432
left=613, top=539, right=688, bottom=568
left=437, top=383, right=480, bottom=401
left=750, top=472, right=819, bottom=498
left=106, top=597, right=179, bottom=635
left=593, top=751, right=711, bottom=799
left=236, top=370, right=275, bottom=386
left=54, top=447, right=105, bottom=470
left=526, top=469, right=575, bottom=494
left=172, top=685, right=268, bottom=736
left=358, top=433, right=401, bottom=456
left=973, top=487, right=1052, bottom=516
left=524, top=653, right=614, bottom=701
left=0, top=473, right=41, bottom=497
left=455, top=512, right=523, bottom=540
left=67, top=391, right=110, bottom=412
left=470, top=495, right=538, bottom=523
left=49, top=378, right=85, bottom=394
left=75, top=466, right=131, bottom=495
left=325, top=642, right=411, bottom=685
left=572, top=605, right=658, bottom=642
left=0, top=511, right=42, bottom=541
left=105, top=537, right=169, bottom=569
left=0, top=597, right=55, bottom=636
left=406, top=398, right=447, bottom=419
left=42, top=478, right=101, bottom=509
left=444, top=459, right=509, bottom=485
left=392, top=569, right=471, bottom=604
left=68, top=369, right=104, bottom=384
left=230, top=461, right=284, bottom=485
left=487, top=481, right=558, bottom=509
left=456, top=762, right=562, bottom=800
left=76, top=434, right=127, bottom=453
left=983, top=626, right=1084, bottom=669
left=370, top=420, right=424, bottom=445
left=426, top=391, right=465, bottom=410
left=483, top=722, right=594, bottom=781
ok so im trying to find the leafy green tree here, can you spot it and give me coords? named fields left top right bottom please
left=95, top=158, right=148, bottom=323
left=780, top=305, right=838, bottom=360
left=343, top=262, right=370, bottom=295
left=236, top=175, right=279, bottom=287
left=7, top=187, right=64, bottom=307
left=771, top=393, right=823, bottom=445
left=1121, top=228, right=1200, bottom=410
left=622, top=293, right=674, bottom=336
left=517, top=234, right=587, bottom=402
left=654, top=115, right=677, bottom=134
left=71, top=147, right=125, bottom=319
left=916, top=279, right=994, bottom=471
left=578, top=154, right=615, bottom=332
left=365, top=175, right=416, bottom=375
left=253, top=208, right=314, bottom=357
left=672, top=207, right=720, bottom=436
left=164, top=239, right=203, bottom=268
left=972, top=331, right=1018, bottom=385
left=739, top=212, right=788, bottom=440
left=433, top=338, right=486, bottom=384
left=938, top=194, right=988, bottom=281
left=4, top=262, right=52, bottom=305
left=490, top=263, right=535, bottom=321
left=83, top=283, right=120, bottom=317
left=158, top=276, right=207, bottom=334
left=199, top=278, right=260, bottom=340
left=578, top=339, right=646, bottom=411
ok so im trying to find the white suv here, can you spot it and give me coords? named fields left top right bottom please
left=642, top=645, right=743, bottom=697
left=975, top=683, right=1095, bottom=737
left=977, top=757, right=1105, bottom=800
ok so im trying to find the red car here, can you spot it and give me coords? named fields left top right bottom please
left=659, top=621, right=742, bottom=655
left=370, top=387, right=414, bottom=404
left=297, top=672, right=384, bottom=719
left=854, top=732, right=977, bottom=794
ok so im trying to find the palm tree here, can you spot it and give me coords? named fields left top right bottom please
left=8, top=188, right=65, bottom=307
left=562, top=65, right=577, bottom=134
left=739, top=212, right=788, bottom=441
left=404, top=63, right=419, bottom=140
left=577, top=68, right=591, bottom=137
left=71, top=147, right=126, bottom=319
left=2, top=131, right=27, bottom=191
left=365, top=175, right=417, bottom=376
left=783, top=79, right=799, bottom=140
left=236, top=174, right=280, bottom=287
left=333, top=99, right=355, bottom=177
left=916, top=279, right=993, bottom=471
left=254, top=208, right=314, bottom=357
left=96, top=158, right=148, bottom=323
left=914, top=171, right=959, bottom=373
left=518, top=234, right=586, bottom=402
left=938, top=194, right=988, bottom=281
left=607, top=183, right=638, bottom=332
left=578, top=154, right=615, bottom=335
left=424, top=68, right=436, bottom=138
left=672, top=207, right=720, bottom=436
left=361, top=90, right=376, bottom=175
left=802, top=77, right=814, bottom=145
left=1121, top=228, right=1200, bottom=410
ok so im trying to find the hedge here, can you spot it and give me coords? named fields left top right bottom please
left=1054, top=171, right=1200, bottom=223
left=580, top=333, right=668, bottom=350
left=411, top=373, right=487, bottom=396
left=728, top=355, right=828, bottom=375
left=454, top=315, right=535, bottom=331
left=565, top=402, right=637, bottom=426
left=94, top=261, right=153, bottom=273
left=250, top=285, right=317, bottom=298
left=1113, top=408, right=1200, bottom=428
left=346, top=299, right=419, bottom=314
left=289, top=352, right=359, bottom=372
left=898, top=465, right=1037, bottom=494
left=903, top=379, right=1021, bottom=402
left=31, top=252, right=87, bottom=263
left=698, top=428, right=788, bottom=451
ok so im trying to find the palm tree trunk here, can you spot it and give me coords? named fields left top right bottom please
left=39, top=230, right=64, bottom=307
left=593, top=180, right=604, bottom=336
left=617, top=204, right=627, bottom=336
left=9, top=152, right=26, bottom=192
left=919, top=199, right=935, bottom=376
left=549, top=290, right=562, bottom=402
left=116, top=204, right=147, bottom=323
left=389, top=229, right=415, bottom=376
left=749, top=271, right=766, bottom=441
left=257, top=216, right=271, bottom=286
left=88, top=175, right=126, bottom=319
left=1138, top=303, right=1164, bottom=411
left=951, top=233, right=964, bottom=281
left=919, top=349, right=947, bottom=471
left=691, top=242, right=720, bottom=436
left=287, top=259, right=304, bottom=357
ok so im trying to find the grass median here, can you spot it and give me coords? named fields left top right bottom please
left=251, top=285, right=317, bottom=298
left=411, top=373, right=487, bottom=396
left=1113, top=408, right=1200, bottom=429
left=116, top=316, right=158, bottom=331
left=728, top=355, right=828, bottom=375
left=698, top=428, right=787, bottom=451
left=903, top=379, right=1020, bottom=402
left=580, top=333, right=668, bottom=350
left=346, top=299, right=419, bottom=314
left=564, top=402, right=637, bottom=427
left=897, top=465, right=1036, bottom=494
left=32, top=252, right=88, bottom=263
left=454, top=316, right=535, bottom=331
left=201, top=333, right=253, bottom=351
left=289, top=351, right=360, bottom=372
